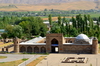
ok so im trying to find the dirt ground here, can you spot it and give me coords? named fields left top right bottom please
left=27, top=56, right=46, bottom=66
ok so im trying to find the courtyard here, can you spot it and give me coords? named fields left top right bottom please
left=36, top=53, right=100, bottom=66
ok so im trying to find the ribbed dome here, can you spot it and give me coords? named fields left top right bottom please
left=76, top=34, right=89, bottom=40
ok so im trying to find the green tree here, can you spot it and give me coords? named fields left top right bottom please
left=97, top=16, right=100, bottom=31
left=62, top=16, right=66, bottom=23
left=5, top=25, right=14, bottom=38
left=69, top=28, right=78, bottom=37
left=51, top=24, right=61, bottom=33
left=58, top=15, right=61, bottom=25
left=1, top=33, right=8, bottom=43
left=84, top=15, right=88, bottom=33
left=72, top=17, right=76, bottom=28
left=5, top=25, right=23, bottom=38
left=48, top=14, right=52, bottom=25
left=76, top=14, right=82, bottom=29
left=19, top=21, right=32, bottom=38
left=61, top=24, right=66, bottom=35
left=13, top=25, right=23, bottom=38
left=40, top=23, right=48, bottom=37
left=31, top=22, right=40, bottom=35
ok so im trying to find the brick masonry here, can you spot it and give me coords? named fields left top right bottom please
left=14, top=33, right=98, bottom=54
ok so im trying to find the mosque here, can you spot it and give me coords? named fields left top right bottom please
left=14, top=33, right=98, bottom=54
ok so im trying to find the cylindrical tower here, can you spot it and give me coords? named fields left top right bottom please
left=92, top=37, right=98, bottom=54
left=14, top=37, right=19, bottom=53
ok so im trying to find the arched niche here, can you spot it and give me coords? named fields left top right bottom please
left=34, top=47, right=39, bottom=53
left=27, top=46, right=32, bottom=53
left=20, top=46, right=26, bottom=52
left=41, top=47, right=46, bottom=53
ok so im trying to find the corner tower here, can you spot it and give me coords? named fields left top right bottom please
left=14, top=37, right=19, bottom=53
left=92, top=37, right=98, bottom=54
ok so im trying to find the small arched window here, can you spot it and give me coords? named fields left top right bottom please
left=69, top=41, right=72, bottom=43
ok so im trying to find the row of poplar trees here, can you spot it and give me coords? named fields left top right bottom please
left=48, top=14, right=100, bottom=41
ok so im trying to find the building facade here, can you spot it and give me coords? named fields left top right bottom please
left=14, top=33, right=99, bottom=54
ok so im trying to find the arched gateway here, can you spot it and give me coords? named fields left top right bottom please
left=51, top=39, right=59, bottom=53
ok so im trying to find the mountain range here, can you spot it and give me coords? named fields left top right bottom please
left=0, top=0, right=98, bottom=4
left=0, top=0, right=100, bottom=11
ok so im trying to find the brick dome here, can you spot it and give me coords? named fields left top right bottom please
left=74, top=34, right=90, bottom=44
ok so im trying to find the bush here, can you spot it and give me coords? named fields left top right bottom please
left=22, top=58, right=28, bottom=61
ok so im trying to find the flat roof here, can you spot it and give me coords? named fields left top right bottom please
left=63, top=43, right=92, bottom=45
left=20, top=43, right=46, bottom=45
left=24, top=37, right=44, bottom=43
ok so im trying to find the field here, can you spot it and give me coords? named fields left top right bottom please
left=0, top=59, right=28, bottom=66
left=42, top=13, right=100, bottom=21
left=27, top=56, right=46, bottom=66
left=42, top=16, right=72, bottom=21
left=0, top=1, right=97, bottom=11
left=88, top=13, right=100, bottom=18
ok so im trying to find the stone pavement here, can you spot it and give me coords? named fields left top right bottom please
left=18, top=55, right=41, bottom=66
left=36, top=53, right=100, bottom=66
left=0, top=54, right=47, bottom=66
left=0, top=54, right=34, bottom=62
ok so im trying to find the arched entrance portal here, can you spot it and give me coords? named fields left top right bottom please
left=51, top=39, right=59, bottom=53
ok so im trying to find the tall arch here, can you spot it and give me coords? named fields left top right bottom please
left=51, top=38, right=59, bottom=53
left=27, top=46, right=32, bottom=53
left=41, top=47, right=46, bottom=53
left=20, top=46, right=26, bottom=52
left=51, top=38, right=58, bottom=44
left=34, top=47, right=39, bottom=53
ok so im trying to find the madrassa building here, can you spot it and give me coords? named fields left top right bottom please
left=14, top=33, right=98, bottom=54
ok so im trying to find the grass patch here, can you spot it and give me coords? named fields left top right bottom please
left=22, top=58, right=28, bottom=61
left=0, top=58, right=28, bottom=66
left=20, top=52, right=49, bottom=55
left=89, top=13, right=100, bottom=18
left=27, top=56, right=46, bottom=66
left=0, top=56, right=7, bottom=59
